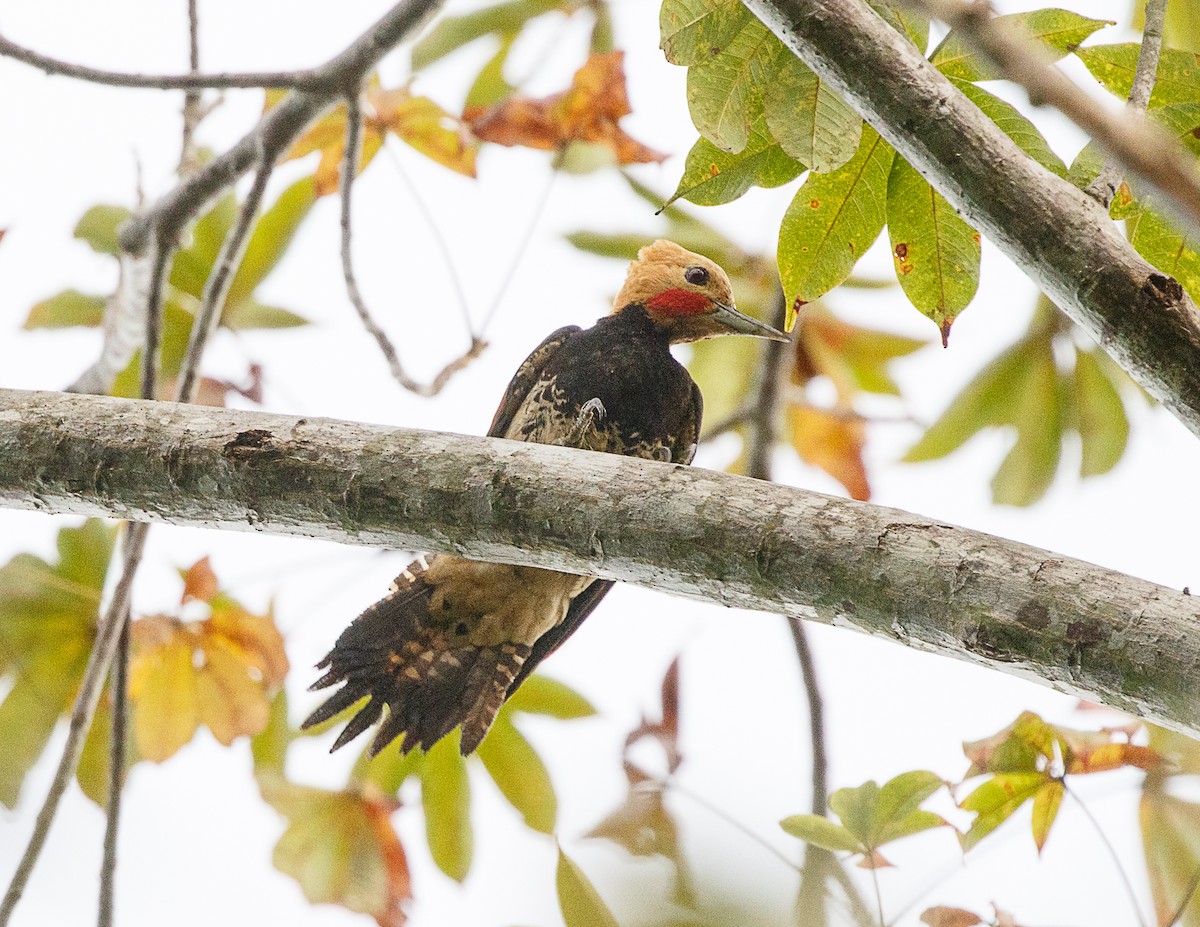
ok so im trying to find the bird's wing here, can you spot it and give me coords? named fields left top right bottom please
left=487, top=325, right=582, bottom=438
left=506, top=578, right=616, bottom=696
left=672, top=380, right=704, bottom=465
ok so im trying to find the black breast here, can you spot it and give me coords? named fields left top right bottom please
left=544, top=307, right=699, bottom=450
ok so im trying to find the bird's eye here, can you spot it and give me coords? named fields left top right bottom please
left=684, top=266, right=709, bottom=286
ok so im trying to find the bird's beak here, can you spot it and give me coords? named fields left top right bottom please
left=711, top=302, right=790, bottom=341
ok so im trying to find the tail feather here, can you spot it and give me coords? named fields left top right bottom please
left=301, top=559, right=531, bottom=755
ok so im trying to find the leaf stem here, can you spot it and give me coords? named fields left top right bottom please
left=1064, top=781, right=1146, bottom=927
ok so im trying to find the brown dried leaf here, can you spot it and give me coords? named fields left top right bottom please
left=181, top=556, right=218, bottom=604
left=468, top=51, right=666, bottom=164
left=920, top=906, right=984, bottom=927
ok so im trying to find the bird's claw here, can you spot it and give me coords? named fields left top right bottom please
left=562, top=398, right=607, bottom=448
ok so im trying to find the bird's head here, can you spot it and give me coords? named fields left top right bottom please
left=613, top=240, right=787, bottom=344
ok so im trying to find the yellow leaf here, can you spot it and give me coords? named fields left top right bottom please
left=130, top=576, right=288, bottom=761
left=372, top=89, right=478, bottom=178
left=787, top=404, right=870, bottom=500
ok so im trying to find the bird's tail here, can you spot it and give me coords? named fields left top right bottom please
left=301, top=557, right=530, bottom=755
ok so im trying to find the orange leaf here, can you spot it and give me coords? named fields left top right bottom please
left=181, top=557, right=218, bottom=604
left=787, top=404, right=870, bottom=500
left=468, top=51, right=666, bottom=164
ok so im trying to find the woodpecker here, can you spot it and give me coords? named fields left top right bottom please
left=303, top=240, right=787, bottom=755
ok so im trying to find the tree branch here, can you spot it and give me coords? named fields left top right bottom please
left=740, top=0, right=1200, bottom=441
left=0, top=523, right=148, bottom=927
left=1085, top=0, right=1168, bottom=207
left=1, top=388, right=1198, bottom=739
left=903, top=0, right=1200, bottom=235
left=117, top=0, right=445, bottom=258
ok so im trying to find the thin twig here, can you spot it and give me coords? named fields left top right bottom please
left=176, top=156, right=273, bottom=403
left=179, top=0, right=204, bottom=174
left=381, top=137, right=474, bottom=339
left=870, top=864, right=885, bottom=927
left=0, top=31, right=338, bottom=91
left=1085, top=0, right=1168, bottom=207
left=477, top=165, right=559, bottom=336
left=700, top=405, right=752, bottom=442
left=339, top=91, right=485, bottom=396
left=790, top=620, right=827, bottom=816
left=97, top=612, right=130, bottom=927
left=745, top=287, right=789, bottom=485
left=119, top=0, right=446, bottom=257
left=138, top=236, right=173, bottom=401
left=0, top=523, right=149, bottom=927
left=1064, top=781, right=1147, bottom=927
left=901, top=0, right=1200, bottom=239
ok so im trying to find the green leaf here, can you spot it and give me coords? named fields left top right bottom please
left=1141, top=790, right=1200, bottom=927
left=412, top=0, right=573, bottom=70
left=887, top=155, right=980, bottom=340
left=465, top=37, right=516, bottom=112
left=685, top=18, right=777, bottom=153
left=23, top=290, right=107, bottom=329
left=1128, top=206, right=1200, bottom=305
left=352, top=741, right=425, bottom=796
left=689, top=330, right=759, bottom=425
left=780, top=814, right=864, bottom=853
left=0, top=520, right=115, bottom=807
left=110, top=299, right=195, bottom=396
left=1078, top=44, right=1200, bottom=107
left=250, top=690, right=292, bottom=788
left=668, top=117, right=803, bottom=208
left=778, top=126, right=894, bottom=324
left=660, top=0, right=753, bottom=67
left=1073, top=347, right=1129, bottom=477
left=221, top=300, right=309, bottom=330
left=421, top=732, right=473, bottom=881
left=477, top=715, right=557, bottom=833
left=903, top=337, right=1036, bottom=462
left=951, top=79, right=1066, bottom=177
left=763, top=51, right=861, bottom=173
left=270, top=785, right=412, bottom=923
left=873, top=771, right=945, bottom=845
left=74, top=205, right=132, bottom=256
left=564, top=232, right=647, bottom=262
left=1030, top=779, right=1064, bottom=852
left=828, top=780, right=881, bottom=846
left=226, top=176, right=317, bottom=308
left=867, top=0, right=929, bottom=52
left=169, top=193, right=238, bottom=300
left=933, top=9, right=1112, bottom=81
left=959, top=772, right=1047, bottom=851
left=506, top=674, right=596, bottom=719
left=990, top=336, right=1063, bottom=506
left=0, top=638, right=92, bottom=807
left=556, top=847, right=621, bottom=927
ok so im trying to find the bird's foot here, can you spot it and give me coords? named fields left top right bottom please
left=562, top=398, right=606, bottom=448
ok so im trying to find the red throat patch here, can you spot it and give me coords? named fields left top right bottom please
left=645, top=289, right=712, bottom=316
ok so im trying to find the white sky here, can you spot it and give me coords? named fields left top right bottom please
left=1, top=0, right=1197, bottom=925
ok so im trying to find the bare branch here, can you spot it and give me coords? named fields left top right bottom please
left=176, top=157, right=273, bottom=403
left=901, top=0, right=1200, bottom=237
left=742, top=0, right=1200, bottom=441
left=0, top=31, right=348, bottom=92
left=118, top=0, right=445, bottom=258
left=1086, top=0, right=1168, bottom=207
left=97, top=614, right=131, bottom=927
left=179, top=0, right=205, bottom=174
left=0, top=523, right=149, bottom=927
left=339, top=92, right=484, bottom=396
left=2, top=389, right=1199, bottom=741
